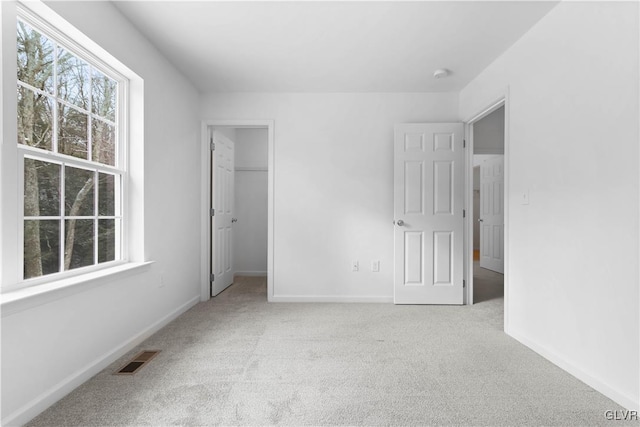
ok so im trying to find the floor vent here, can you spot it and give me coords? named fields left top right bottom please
left=114, top=350, right=160, bottom=375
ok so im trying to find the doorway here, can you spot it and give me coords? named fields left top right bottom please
left=465, top=103, right=506, bottom=307
left=200, top=120, right=274, bottom=302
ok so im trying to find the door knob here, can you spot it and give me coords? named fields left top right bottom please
left=231, top=218, right=238, bottom=223
left=396, top=220, right=405, bottom=226
left=478, top=219, right=484, bottom=222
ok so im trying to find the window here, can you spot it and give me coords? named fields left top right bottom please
left=16, top=15, right=127, bottom=282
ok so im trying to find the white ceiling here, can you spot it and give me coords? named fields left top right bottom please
left=113, top=1, right=558, bottom=93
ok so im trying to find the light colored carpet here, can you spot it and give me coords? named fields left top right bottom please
left=26, top=269, right=634, bottom=426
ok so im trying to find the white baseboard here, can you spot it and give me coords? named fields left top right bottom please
left=234, top=271, right=267, bottom=277
left=270, top=294, right=393, bottom=303
left=2, top=295, right=201, bottom=427
left=507, top=328, right=639, bottom=411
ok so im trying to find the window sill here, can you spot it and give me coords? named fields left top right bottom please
left=1, top=261, right=154, bottom=318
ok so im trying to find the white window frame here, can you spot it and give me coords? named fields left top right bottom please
left=0, top=1, right=147, bottom=296
left=15, top=8, right=128, bottom=286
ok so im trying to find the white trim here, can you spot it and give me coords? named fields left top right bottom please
left=637, top=3, right=640, bottom=410
left=1, top=261, right=153, bottom=317
left=462, top=89, right=509, bottom=318
left=235, top=166, right=268, bottom=172
left=1, top=1, right=19, bottom=289
left=0, top=294, right=200, bottom=427
left=503, top=88, right=511, bottom=332
left=507, top=328, right=639, bottom=411
left=464, top=122, right=473, bottom=305
left=463, top=95, right=506, bottom=124
left=19, top=145, right=124, bottom=174
left=234, top=271, right=267, bottom=277
left=17, top=1, right=134, bottom=81
left=199, top=122, right=209, bottom=302
left=267, top=123, right=274, bottom=301
left=271, top=295, right=393, bottom=303
left=200, top=119, right=275, bottom=303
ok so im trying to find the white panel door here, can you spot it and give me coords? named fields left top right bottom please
left=394, top=123, right=465, bottom=304
left=211, top=130, right=235, bottom=296
left=480, top=156, right=504, bottom=273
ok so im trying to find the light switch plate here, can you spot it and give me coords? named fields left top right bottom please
left=372, top=261, right=380, bottom=272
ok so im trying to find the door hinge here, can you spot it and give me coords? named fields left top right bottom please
left=210, top=208, right=215, bottom=216
left=463, top=139, right=466, bottom=148
left=463, top=209, right=466, bottom=218
left=210, top=137, right=215, bottom=151
left=210, top=273, right=215, bottom=282
left=463, top=280, right=466, bottom=288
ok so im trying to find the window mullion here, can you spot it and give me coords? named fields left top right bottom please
left=88, top=66, right=93, bottom=162
left=59, top=162, right=65, bottom=273
left=94, top=170, right=99, bottom=265
left=53, top=43, right=59, bottom=154
left=55, top=43, right=62, bottom=273
left=19, top=146, right=124, bottom=175
left=18, top=154, right=26, bottom=282
left=24, top=216, right=62, bottom=220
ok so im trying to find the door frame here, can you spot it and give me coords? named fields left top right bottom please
left=463, top=90, right=510, bottom=331
left=200, top=119, right=275, bottom=302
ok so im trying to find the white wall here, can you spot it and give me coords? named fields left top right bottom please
left=201, top=93, right=458, bottom=301
left=1, top=1, right=201, bottom=424
left=233, top=128, right=268, bottom=275
left=235, top=128, right=268, bottom=169
left=473, top=105, right=504, bottom=154
left=460, top=1, right=639, bottom=409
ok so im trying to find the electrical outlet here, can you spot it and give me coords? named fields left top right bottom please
left=372, top=260, right=380, bottom=272
left=352, top=261, right=359, bottom=272
left=522, top=190, right=530, bottom=205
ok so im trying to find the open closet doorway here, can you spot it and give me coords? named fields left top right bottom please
left=468, top=105, right=505, bottom=305
left=200, top=121, right=274, bottom=302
